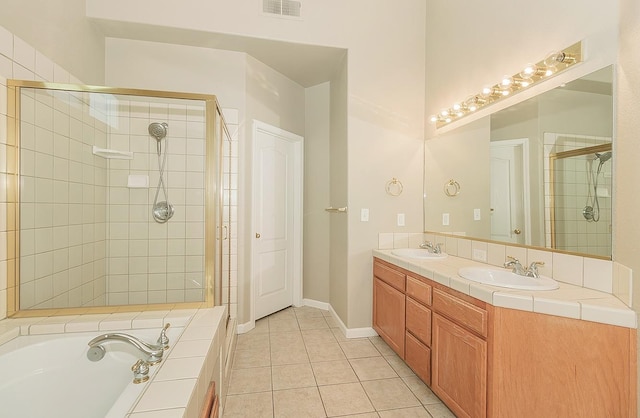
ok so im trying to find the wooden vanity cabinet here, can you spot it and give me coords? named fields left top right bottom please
left=373, top=261, right=406, bottom=357
left=405, top=275, right=432, bottom=384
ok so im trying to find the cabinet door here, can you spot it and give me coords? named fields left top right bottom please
left=405, top=331, right=431, bottom=386
left=432, top=313, right=487, bottom=418
left=373, top=277, right=405, bottom=357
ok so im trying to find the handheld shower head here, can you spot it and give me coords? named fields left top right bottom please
left=595, top=151, right=612, bottom=163
left=148, top=122, right=168, bottom=141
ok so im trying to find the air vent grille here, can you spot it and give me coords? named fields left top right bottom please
left=263, top=0, right=301, bottom=17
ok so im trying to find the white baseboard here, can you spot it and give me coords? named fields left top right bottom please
left=303, top=298, right=330, bottom=310
left=236, top=320, right=255, bottom=334
left=328, top=304, right=378, bottom=339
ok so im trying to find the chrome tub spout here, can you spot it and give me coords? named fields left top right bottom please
left=87, top=333, right=164, bottom=364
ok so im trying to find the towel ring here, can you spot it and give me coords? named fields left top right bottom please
left=385, top=178, right=403, bottom=196
left=444, top=179, right=461, bottom=197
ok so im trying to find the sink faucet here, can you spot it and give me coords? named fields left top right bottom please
left=504, top=256, right=545, bottom=278
left=503, top=256, right=527, bottom=276
left=420, top=241, right=442, bottom=254
left=87, top=332, right=165, bottom=365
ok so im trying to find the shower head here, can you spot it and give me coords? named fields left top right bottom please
left=595, top=151, right=612, bottom=163
left=148, top=122, right=168, bottom=141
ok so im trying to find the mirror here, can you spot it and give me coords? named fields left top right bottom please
left=424, top=65, right=613, bottom=258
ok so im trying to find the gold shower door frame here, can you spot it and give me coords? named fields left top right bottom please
left=548, top=143, right=612, bottom=253
left=6, top=80, right=225, bottom=317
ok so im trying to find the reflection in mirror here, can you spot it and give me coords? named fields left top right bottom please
left=424, top=65, right=613, bottom=259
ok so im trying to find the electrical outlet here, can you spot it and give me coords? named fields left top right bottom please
left=361, top=208, right=369, bottom=222
left=442, top=213, right=450, bottom=226
left=473, top=249, right=487, bottom=262
left=397, top=213, right=405, bottom=226
left=474, top=208, right=481, bottom=220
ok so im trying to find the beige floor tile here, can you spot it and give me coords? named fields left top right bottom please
left=236, top=331, right=270, bottom=351
left=273, top=387, right=326, bottom=418
left=378, top=407, right=431, bottom=417
left=319, top=382, right=375, bottom=417
left=424, top=403, right=456, bottom=418
left=384, top=354, right=416, bottom=378
left=369, top=336, right=396, bottom=356
left=253, top=318, right=270, bottom=333
left=402, top=376, right=441, bottom=405
left=271, top=346, right=310, bottom=365
left=361, top=378, right=421, bottom=411
left=270, top=330, right=305, bottom=347
left=334, top=414, right=379, bottom=418
left=269, top=307, right=296, bottom=320
left=223, top=392, right=273, bottom=418
left=339, top=339, right=381, bottom=359
left=311, top=360, right=359, bottom=386
left=306, top=341, right=347, bottom=363
left=269, top=317, right=300, bottom=332
left=233, top=347, right=271, bottom=369
left=349, top=357, right=398, bottom=381
left=302, top=328, right=338, bottom=345
left=331, top=327, right=350, bottom=342
left=272, top=363, right=317, bottom=390
left=324, top=316, right=340, bottom=328
left=294, top=306, right=327, bottom=318
left=298, top=316, right=330, bottom=330
left=228, top=366, right=272, bottom=394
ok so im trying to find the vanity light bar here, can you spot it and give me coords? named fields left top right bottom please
left=429, top=41, right=583, bottom=129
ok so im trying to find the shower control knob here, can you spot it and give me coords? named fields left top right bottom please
left=513, top=229, right=521, bottom=235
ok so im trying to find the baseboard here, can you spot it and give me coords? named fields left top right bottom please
left=236, top=320, right=255, bottom=334
left=328, top=304, right=378, bottom=339
left=302, top=298, right=330, bottom=310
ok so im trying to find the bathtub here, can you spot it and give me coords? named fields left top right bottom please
left=0, top=326, right=183, bottom=418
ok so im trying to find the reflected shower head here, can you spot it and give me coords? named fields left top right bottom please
left=148, top=122, right=168, bottom=141
left=595, top=151, right=612, bottom=163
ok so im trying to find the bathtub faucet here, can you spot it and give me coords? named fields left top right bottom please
left=87, top=332, right=165, bottom=365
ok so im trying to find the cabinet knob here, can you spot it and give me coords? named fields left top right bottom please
left=255, top=233, right=261, bottom=238
left=513, top=229, right=521, bottom=235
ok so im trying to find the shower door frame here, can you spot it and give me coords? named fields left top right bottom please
left=6, top=79, right=224, bottom=317
left=548, top=142, right=612, bottom=255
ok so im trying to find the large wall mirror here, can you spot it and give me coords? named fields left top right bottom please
left=424, top=65, right=613, bottom=259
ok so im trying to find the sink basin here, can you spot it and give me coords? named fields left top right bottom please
left=458, top=267, right=559, bottom=290
left=390, top=248, right=448, bottom=260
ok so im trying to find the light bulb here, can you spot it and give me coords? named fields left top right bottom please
left=429, top=115, right=438, bottom=123
left=440, top=109, right=449, bottom=117
left=500, top=76, right=514, bottom=88
left=445, top=117, right=452, bottom=123
left=452, top=103, right=462, bottom=111
left=520, top=64, right=543, bottom=79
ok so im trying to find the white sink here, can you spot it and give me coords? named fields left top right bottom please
left=391, top=248, right=448, bottom=260
left=458, top=267, right=559, bottom=291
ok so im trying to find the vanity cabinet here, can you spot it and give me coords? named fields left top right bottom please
left=373, top=262, right=406, bottom=357
left=372, top=257, right=637, bottom=418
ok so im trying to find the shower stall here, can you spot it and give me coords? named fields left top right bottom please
left=5, top=80, right=232, bottom=317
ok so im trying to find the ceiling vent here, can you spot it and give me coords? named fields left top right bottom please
left=263, top=0, right=301, bottom=18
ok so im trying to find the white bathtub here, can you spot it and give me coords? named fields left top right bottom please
left=0, top=326, right=183, bottom=418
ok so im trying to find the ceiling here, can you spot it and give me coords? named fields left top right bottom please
left=91, top=19, right=347, bottom=88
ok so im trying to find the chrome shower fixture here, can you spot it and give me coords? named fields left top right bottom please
left=148, top=122, right=168, bottom=141
left=149, top=122, right=174, bottom=223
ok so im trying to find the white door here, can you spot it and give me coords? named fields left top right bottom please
left=252, top=121, right=303, bottom=320
left=490, top=140, right=530, bottom=245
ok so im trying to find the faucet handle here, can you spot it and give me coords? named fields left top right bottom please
left=504, top=255, right=520, bottom=267
left=131, top=359, right=150, bottom=384
left=157, top=323, right=171, bottom=350
left=527, top=261, right=545, bottom=277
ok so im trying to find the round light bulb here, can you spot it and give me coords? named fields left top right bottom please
left=501, top=76, right=514, bottom=87
left=445, top=117, right=452, bottom=123
left=440, top=109, right=449, bottom=117
left=452, top=103, right=462, bottom=111
left=429, top=115, right=438, bottom=123
left=520, top=64, right=538, bottom=79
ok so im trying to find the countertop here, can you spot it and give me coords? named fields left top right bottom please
left=373, top=249, right=637, bottom=329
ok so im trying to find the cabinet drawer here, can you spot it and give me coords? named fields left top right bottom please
left=433, top=288, right=488, bottom=338
left=406, top=296, right=431, bottom=346
left=406, top=275, right=432, bottom=306
left=374, top=261, right=405, bottom=292
left=405, top=331, right=431, bottom=386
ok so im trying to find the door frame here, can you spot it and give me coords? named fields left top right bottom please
left=249, top=120, right=303, bottom=326
left=490, top=138, right=532, bottom=245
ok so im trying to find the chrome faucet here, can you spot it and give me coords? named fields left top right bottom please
left=87, top=332, right=165, bottom=365
left=504, top=256, right=545, bottom=278
left=420, top=241, right=443, bottom=254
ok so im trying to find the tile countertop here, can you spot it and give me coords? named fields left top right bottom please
left=373, top=249, right=637, bottom=329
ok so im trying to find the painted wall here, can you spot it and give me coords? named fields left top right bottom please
left=0, top=0, right=105, bottom=84
left=304, top=82, right=331, bottom=303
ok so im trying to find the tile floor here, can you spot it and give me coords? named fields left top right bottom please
left=223, top=306, right=456, bottom=417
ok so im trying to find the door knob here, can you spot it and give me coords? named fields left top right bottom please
left=513, top=229, right=521, bottom=235
left=255, top=233, right=261, bottom=238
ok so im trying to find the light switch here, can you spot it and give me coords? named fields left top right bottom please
left=361, top=208, right=369, bottom=222
left=397, top=213, right=405, bottom=226
left=442, top=213, right=450, bottom=226
left=474, top=208, right=481, bottom=220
